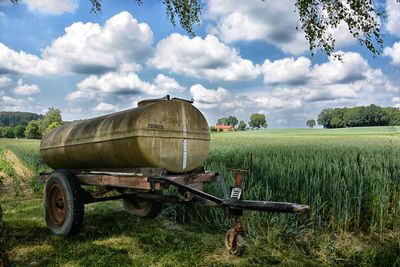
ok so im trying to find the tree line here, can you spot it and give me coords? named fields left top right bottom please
left=212, top=113, right=268, bottom=131
left=0, top=111, right=42, bottom=126
left=317, top=104, right=400, bottom=128
left=0, top=108, right=63, bottom=139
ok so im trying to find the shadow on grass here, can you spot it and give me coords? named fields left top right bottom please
left=3, top=198, right=400, bottom=267
left=5, top=200, right=225, bottom=266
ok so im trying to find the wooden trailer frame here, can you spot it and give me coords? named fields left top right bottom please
left=39, top=168, right=309, bottom=256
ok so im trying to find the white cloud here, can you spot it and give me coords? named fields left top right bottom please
left=262, top=57, right=311, bottom=85
left=206, top=0, right=354, bottom=55
left=255, top=51, right=399, bottom=117
left=386, top=0, right=400, bottom=37
left=262, top=52, right=396, bottom=101
left=190, top=84, right=228, bottom=105
left=0, top=42, right=58, bottom=76
left=93, top=102, right=116, bottom=112
left=0, top=76, right=10, bottom=87
left=383, top=42, right=400, bottom=65
left=43, top=11, right=153, bottom=74
left=0, top=12, right=153, bottom=76
left=392, top=97, right=400, bottom=102
left=254, top=95, right=302, bottom=109
left=25, top=0, right=77, bottom=15
left=68, top=67, right=185, bottom=102
left=206, top=0, right=308, bottom=55
left=153, top=74, right=185, bottom=93
left=13, top=79, right=41, bottom=95
left=311, top=52, right=369, bottom=85
left=0, top=92, right=36, bottom=111
left=189, top=84, right=254, bottom=110
left=149, top=33, right=260, bottom=82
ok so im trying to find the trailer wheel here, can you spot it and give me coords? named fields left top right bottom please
left=123, top=194, right=162, bottom=218
left=44, top=170, right=84, bottom=236
left=225, top=229, right=245, bottom=256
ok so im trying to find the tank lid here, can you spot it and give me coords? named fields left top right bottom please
left=138, top=95, right=170, bottom=107
left=137, top=95, right=194, bottom=107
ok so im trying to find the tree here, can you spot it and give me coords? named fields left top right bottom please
left=249, top=113, right=267, bottom=129
left=317, top=108, right=333, bottom=128
left=306, top=119, right=316, bottom=128
left=46, top=121, right=62, bottom=134
left=40, top=108, right=63, bottom=134
left=217, top=116, right=238, bottom=126
left=0, top=111, right=42, bottom=126
left=238, top=120, right=246, bottom=131
left=1, top=126, right=14, bottom=138
left=17, top=0, right=391, bottom=58
left=25, top=120, right=41, bottom=139
left=317, top=104, right=398, bottom=128
left=13, top=125, right=26, bottom=138
left=386, top=107, right=400, bottom=126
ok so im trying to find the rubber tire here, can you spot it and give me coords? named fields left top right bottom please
left=44, top=170, right=84, bottom=236
left=123, top=195, right=162, bottom=218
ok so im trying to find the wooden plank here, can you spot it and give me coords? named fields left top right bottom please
left=73, top=167, right=167, bottom=177
left=76, top=174, right=161, bottom=190
left=167, top=172, right=218, bottom=185
left=39, top=171, right=218, bottom=190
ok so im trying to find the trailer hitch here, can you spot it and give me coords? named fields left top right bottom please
left=149, top=172, right=310, bottom=256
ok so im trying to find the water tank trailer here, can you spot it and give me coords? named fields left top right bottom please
left=39, top=96, right=309, bottom=256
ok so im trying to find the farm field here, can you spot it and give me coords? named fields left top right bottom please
left=1, top=126, right=400, bottom=266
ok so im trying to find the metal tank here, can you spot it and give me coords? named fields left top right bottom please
left=40, top=97, right=210, bottom=173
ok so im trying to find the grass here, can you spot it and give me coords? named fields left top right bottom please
left=0, top=127, right=400, bottom=266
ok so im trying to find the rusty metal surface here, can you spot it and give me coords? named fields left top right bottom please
left=40, top=98, right=210, bottom=173
left=47, top=183, right=68, bottom=228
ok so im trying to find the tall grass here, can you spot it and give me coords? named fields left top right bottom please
left=0, top=139, right=49, bottom=173
left=198, top=131, right=400, bottom=237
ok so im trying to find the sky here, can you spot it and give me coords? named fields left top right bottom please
left=0, top=0, right=400, bottom=127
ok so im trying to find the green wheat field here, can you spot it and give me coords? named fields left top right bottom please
left=1, top=126, right=400, bottom=266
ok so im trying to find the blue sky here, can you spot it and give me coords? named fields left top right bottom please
left=0, top=0, right=399, bottom=127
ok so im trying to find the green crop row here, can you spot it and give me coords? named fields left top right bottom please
left=0, top=147, right=15, bottom=183
left=194, top=132, right=400, bottom=237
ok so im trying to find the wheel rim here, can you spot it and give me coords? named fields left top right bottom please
left=47, top=183, right=67, bottom=228
left=130, top=199, right=151, bottom=213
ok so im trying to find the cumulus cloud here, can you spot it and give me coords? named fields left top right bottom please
left=189, top=83, right=255, bottom=111
left=310, top=52, right=369, bottom=85
left=0, top=91, right=36, bottom=111
left=383, top=42, right=400, bottom=65
left=254, top=89, right=303, bottom=109
left=93, top=102, right=116, bottom=112
left=262, top=51, right=396, bottom=104
left=153, top=74, right=185, bottom=93
left=386, top=0, right=400, bottom=37
left=149, top=33, right=260, bottom=82
left=24, top=0, right=77, bottom=15
left=68, top=66, right=185, bottom=102
left=0, top=75, right=10, bottom=87
left=13, top=79, right=41, bottom=95
left=0, top=42, right=58, bottom=76
left=206, top=0, right=308, bottom=55
left=43, top=12, right=153, bottom=74
left=190, top=84, right=228, bottom=107
left=0, top=12, right=153, bottom=77
left=262, top=57, right=311, bottom=85
left=206, top=0, right=354, bottom=55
